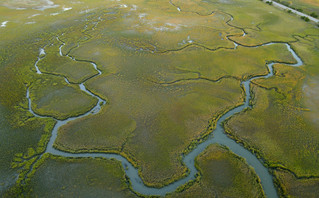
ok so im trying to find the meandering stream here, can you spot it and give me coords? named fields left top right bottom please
left=27, top=36, right=302, bottom=197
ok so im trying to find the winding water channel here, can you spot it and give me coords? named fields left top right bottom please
left=27, top=36, right=303, bottom=197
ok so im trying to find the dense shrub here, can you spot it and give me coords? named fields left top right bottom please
left=301, top=16, right=310, bottom=22
left=310, top=12, right=318, bottom=18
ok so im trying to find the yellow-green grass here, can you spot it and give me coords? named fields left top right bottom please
left=169, top=144, right=265, bottom=198
left=274, top=169, right=319, bottom=198
left=59, top=28, right=90, bottom=56
left=56, top=8, right=115, bottom=55
left=252, top=63, right=305, bottom=97
left=289, top=35, right=319, bottom=75
left=0, top=104, right=55, bottom=196
left=225, top=84, right=319, bottom=177
left=1, top=0, right=319, bottom=195
left=70, top=39, right=295, bottom=82
left=37, top=40, right=99, bottom=84
left=123, top=78, right=244, bottom=186
left=287, top=37, right=319, bottom=133
left=0, top=28, right=56, bottom=195
left=0, top=2, right=136, bottom=194
left=225, top=29, right=319, bottom=195
left=172, top=0, right=317, bottom=46
left=29, top=74, right=98, bottom=120
left=288, top=0, right=319, bottom=16
left=171, top=0, right=215, bottom=16
left=21, top=154, right=137, bottom=198
left=288, top=36, right=319, bottom=137
left=60, top=2, right=239, bottom=51
left=163, top=43, right=295, bottom=80
left=55, top=65, right=244, bottom=186
left=302, top=76, right=319, bottom=131
left=0, top=0, right=122, bottom=46
left=57, top=31, right=295, bottom=187
left=55, top=105, right=137, bottom=152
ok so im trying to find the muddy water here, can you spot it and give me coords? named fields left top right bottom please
left=28, top=40, right=302, bottom=197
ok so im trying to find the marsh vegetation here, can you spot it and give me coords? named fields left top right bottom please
left=1, top=0, right=318, bottom=197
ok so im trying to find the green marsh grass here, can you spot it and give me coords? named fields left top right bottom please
left=24, top=155, right=137, bottom=197
left=1, top=0, right=319, bottom=195
left=169, top=144, right=265, bottom=197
